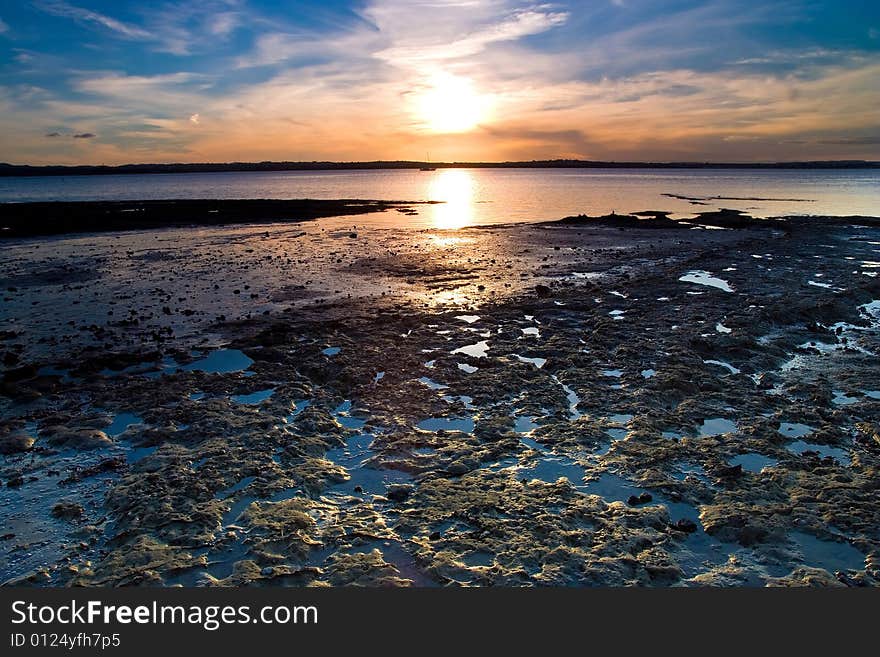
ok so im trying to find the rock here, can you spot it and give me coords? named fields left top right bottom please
left=627, top=492, right=653, bottom=506
left=672, top=518, right=698, bottom=533
left=429, top=531, right=441, bottom=541
left=535, top=284, right=552, bottom=298
left=386, top=484, right=413, bottom=503
left=6, top=475, right=24, bottom=488
left=51, top=501, right=85, bottom=520
left=353, top=485, right=363, bottom=493
left=3, top=364, right=38, bottom=382
left=0, top=433, right=35, bottom=455
left=44, top=429, right=113, bottom=450
left=716, top=464, right=743, bottom=479
left=446, top=461, right=471, bottom=476
left=261, top=566, right=275, bottom=576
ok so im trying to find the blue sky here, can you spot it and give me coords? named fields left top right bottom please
left=1, top=0, right=878, bottom=163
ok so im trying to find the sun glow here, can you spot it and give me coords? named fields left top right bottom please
left=428, top=168, right=476, bottom=230
left=416, top=73, right=491, bottom=133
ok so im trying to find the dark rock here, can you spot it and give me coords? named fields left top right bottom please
left=6, top=475, right=24, bottom=488
left=386, top=484, right=413, bottom=503
left=3, top=364, right=38, bottom=382
left=672, top=518, right=698, bottom=533
left=429, top=531, right=441, bottom=541
left=0, top=433, right=35, bottom=455
left=535, top=284, right=552, bottom=298
left=51, top=501, right=85, bottom=520
left=716, top=464, right=743, bottom=479
left=61, top=456, right=126, bottom=483
left=627, top=492, right=653, bottom=506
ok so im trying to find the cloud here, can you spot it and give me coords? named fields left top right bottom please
left=189, top=113, right=200, bottom=124
left=0, top=17, right=9, bottom=34
left=139, top=1, right=247, bottom=55
left=207, top=12, right=239, bottom=37
left=73, top=132, right=95, bottom=138
left=45, top=131, right=61, bottom=137
left=34, top=1, right=244, bottom=55
left=237, top=1, right=569, bottom=70
left=74, top=72, right=206, bottom=109
left=370, top=4, right=570, bottom=67
left=35, top=1, right=151, bottom=40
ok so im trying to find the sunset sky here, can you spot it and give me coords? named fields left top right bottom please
left=1, top=0, right=878, bottom=164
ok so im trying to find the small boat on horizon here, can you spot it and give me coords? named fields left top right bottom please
left=419, top=153, right=436, bottom=171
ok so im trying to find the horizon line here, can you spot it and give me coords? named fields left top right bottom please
left=1, top=158, right=878, bottom=177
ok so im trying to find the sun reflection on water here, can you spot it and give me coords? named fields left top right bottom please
left=428, top=169, right=475, bottom=230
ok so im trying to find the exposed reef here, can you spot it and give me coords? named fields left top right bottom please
left=2, top=211, right=879, bottom=587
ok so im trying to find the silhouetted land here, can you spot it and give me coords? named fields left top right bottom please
left=0, top=199, right=426, bottom=238
left=1, top=160, right=877, bottom=177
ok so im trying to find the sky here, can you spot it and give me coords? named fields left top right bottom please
left=0, top=0, right=878, bottom=164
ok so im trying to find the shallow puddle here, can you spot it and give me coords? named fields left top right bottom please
left=520, top=454, right=585, bottom=487
left=418, top=376, right=448, bottom=390
left=520, top=436, right=546, bottom=451
left=698, top=418, right=737, bottom=437
left=231, top=388, right=275, bottom=405
left=451, top=341, right=490, bottom=358
left=417, top=417, right=475, bottom=433
left=831, top=391, right=858, bottom=406
left=551, top=376, right=582, bottom=420
left=778, top=422, right=814, bottom=438
left=104, top=412, right=144, bottom=437
left=679, top=270, right=734, bottom=293
left=333, top=400, right=367, bottom=430
left=730, top=453, right=778, bottom=473
left=515, top=355, right=546, bottom=368
left=704, top=359, right=741, bottom=375
left=789, top=531, right=865, bottom=573
left=286, top=399, right=311, bottom=422
left=183, top=349, right=253, bottom=373
left=514, top=416, right=539, bottom=434
left=787, top=440, right=850, bottom=465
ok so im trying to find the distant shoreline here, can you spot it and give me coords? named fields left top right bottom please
left=1, top=159, right=878, bottom=177
left=0, top=199, right=428, bottom=238
left=2, top=198, right=878, bottom=239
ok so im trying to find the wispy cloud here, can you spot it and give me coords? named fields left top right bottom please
left=35, top=0, right=152, bottom=40
left=369, top=3, right=569, bottom=67
left=0, top=17, right=9, bottom=34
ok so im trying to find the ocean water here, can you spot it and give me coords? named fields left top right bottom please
left=0, top=167, right=877, bottom=230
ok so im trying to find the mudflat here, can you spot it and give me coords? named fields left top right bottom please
left=1, top=208, right=879, bottom=586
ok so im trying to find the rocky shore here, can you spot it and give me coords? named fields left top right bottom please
left=1, top=208, right=879, bottom=586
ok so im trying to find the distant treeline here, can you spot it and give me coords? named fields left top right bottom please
left=0, top=159, right=878, bottom=177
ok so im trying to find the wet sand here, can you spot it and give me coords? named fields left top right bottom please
left=1, top=207, right=879, bottom=587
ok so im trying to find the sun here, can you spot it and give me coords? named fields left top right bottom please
left=415, top=73, right=491, bottom=133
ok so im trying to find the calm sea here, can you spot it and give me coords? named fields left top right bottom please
left=0, top=168, right=877, bottom=230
